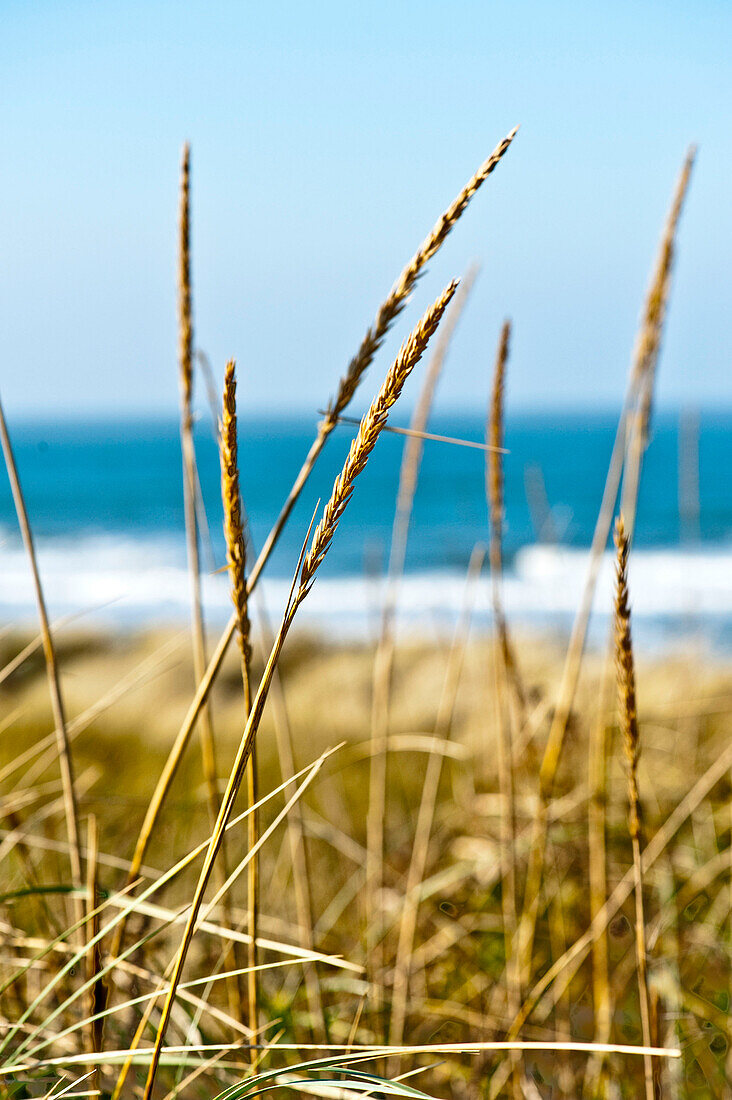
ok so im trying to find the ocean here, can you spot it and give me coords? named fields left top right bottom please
left=0, top=410, right=730, bottom=651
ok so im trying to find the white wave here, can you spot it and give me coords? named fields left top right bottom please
left=508, top=543, right=732, bottom=618
left=0, top=533, right=729, bottom=648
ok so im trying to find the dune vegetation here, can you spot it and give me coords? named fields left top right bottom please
left=1, top=129, right=730, bottom=1100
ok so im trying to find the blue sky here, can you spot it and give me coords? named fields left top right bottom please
left=1, top=0, right=730, bottom=417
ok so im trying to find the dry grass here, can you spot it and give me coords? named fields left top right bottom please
left=1, top=131, right=729, bottom=1100
left=613, top=516, right=653, bottom=1100
left=0, top=631, right=728, bottom=1095
left=326, top=128, right=517, bottom=426
left=486, top=320, right=521, bottom=1097
left=513, top=145, right=697, bottom=1007
left=177, top=145, right=220, bottom=834
left=220, top=360, right=257, bottom=1039
left=105, top=128, right=516, bottom=912
left=139, top=280, right=459, bottom=1099
left=0, top=399, right=84, bottom=942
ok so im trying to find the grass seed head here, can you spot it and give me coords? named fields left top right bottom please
left=220, top=360, right=251, bottom=666
left=301, top=279, right=460, bottom=594
left=327, top=128, right=517, bottom=423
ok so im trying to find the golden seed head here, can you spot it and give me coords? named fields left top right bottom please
left=300, top=280, right=459, bottom=595
left=220, top=360, right=251, bottom=664
left=613, top=515, right=642, bottom=837
left=326, top=128, right=517, bottom=425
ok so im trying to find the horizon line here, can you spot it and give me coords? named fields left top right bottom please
left=4, top=401, right=732, bottom=425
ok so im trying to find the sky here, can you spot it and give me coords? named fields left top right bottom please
left=1, top=0, right=730, bottom=419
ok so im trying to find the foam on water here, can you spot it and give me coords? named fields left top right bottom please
left=0, top=531, right=729, bottom=651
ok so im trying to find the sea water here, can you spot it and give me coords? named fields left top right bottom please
left=0, top=410, right=729, bottom=650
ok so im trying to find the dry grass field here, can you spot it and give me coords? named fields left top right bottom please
left=1, top=129, right=730, bottom=1100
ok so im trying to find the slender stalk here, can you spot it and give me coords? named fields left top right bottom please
left=84, top=815, right=103, bottom=1091
left=330, top=414, right=504, bottom=453
left=140, top=282, right=458, bottom=1100
left=219, top=361, right=257, bottom=1040
left=177, top=145, right=242, bottom=1025
left=0, top=396, right=84, bottom=935
left=584, top=691, right=612, bottom=1099
left=583, top=148, right=696, bottom=1089
left=366, top=267, right=477, bottom=1022
left=614, top=516, right=654, bottom=1100
left=177, top=143, right=221, bottom=838
left=514, top=145, right=696, bottom=990
left=485, top=321, right=521, bottom=1096
left=254, top=593, right=326, bottom=1039
left=487, top=319, right=525, bottom=722
left=116, top=131, right=516, bottom=933
left=214, top=450, right=323, bottom=1034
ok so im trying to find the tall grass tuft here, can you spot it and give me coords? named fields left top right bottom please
left=140, top=280, right=459, bottom=1100
left=3, top=130, right=717, bottom=1100
left=114, top=132, right=515, bottom=904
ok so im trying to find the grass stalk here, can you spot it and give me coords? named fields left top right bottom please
left=83, top=815, right=103, bottom=1092
left=177, top=143, right=221, bottom=840
left=253, top=593, right=326, bottom=1039
left=613, top=516, right=654, bottom=1100
left=485, top=321, right=521, bottom=1095
left=584, top=692, right=612, bottom=1097
left=0, top=395, right=84, bottom=937
left=256, top=126, right=516, bottom=588
left=177, top=145, right=242, bottom=1025
left=581, top=148, right=696, bottom=1091
left=487, top=319, right=526, bottom=724
left=220, top=360, right=258, bottom=1039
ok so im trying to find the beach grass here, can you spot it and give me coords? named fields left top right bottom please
left=0, top=133, right=730, bottom=1100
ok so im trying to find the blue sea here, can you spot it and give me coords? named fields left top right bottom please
left=0, top=411, right=730, bottom=651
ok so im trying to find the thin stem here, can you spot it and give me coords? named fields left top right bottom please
left=614, top=517, right=653, bottom=1100
left=0, top=396, right=84, bottom=936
